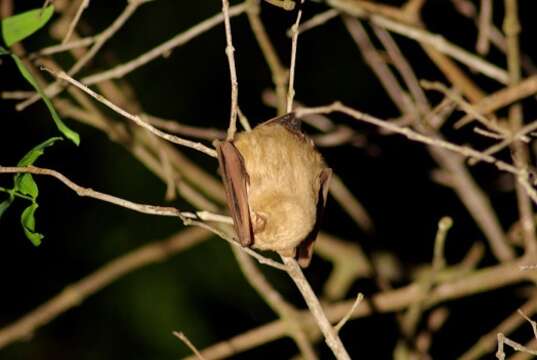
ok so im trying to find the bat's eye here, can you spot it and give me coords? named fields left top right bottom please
left=251, top=211, right=267, bottom=234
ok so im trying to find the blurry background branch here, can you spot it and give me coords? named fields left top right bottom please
left=4, top=0, right=537, bottom=358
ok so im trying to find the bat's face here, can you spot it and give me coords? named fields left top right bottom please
left=216, top=113, right=331, bottom=267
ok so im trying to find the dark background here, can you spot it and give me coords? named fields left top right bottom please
left=1, top=0, right=537, bottom=358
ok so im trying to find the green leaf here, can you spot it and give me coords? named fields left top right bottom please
left=10, top=55, right=80, bottom=145
left=0, top=46, right=9, bottom=56
left=1, top=5, right=54, bottom=46
left=17, top=136, right=63, bottom=167
left=12, top=137, right=62, bottom=200
left=20, top=203, right=44, bottom=246
left=15, top=174, right=38, bottom=198
left=0, top=195, right=14, bottom=219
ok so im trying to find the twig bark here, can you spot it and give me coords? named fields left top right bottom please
left=502, top=0, right=537, bottom=255
left=174, top=331, right=207, bottom=360
left=281, top=256, right=351, bottom=360
left=17, top=0, right=151, bottom=111
left=246, top=0, right=288, bottom=114
left=286, top=0, right=305, bottom=113
left=187, top=257, right=537, bottom=359
left=221, top=0, right=239, bottom=140
left=42, top=68, right=218, bottom=158
left=476, top=0, right=492, bottom=54
left=61, top=0, right=90, bottom=44
left=328, top=0, right=510, bottom=84
left=233, top=248, right=317, bottom=359
left=0, top=166, right=285, bottom=271
left=295, top=103, right=537, bottom=211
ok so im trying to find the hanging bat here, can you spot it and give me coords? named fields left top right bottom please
left=216, top=113, right=332, bottom=267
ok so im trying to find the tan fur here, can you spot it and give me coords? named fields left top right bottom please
left=233, top=122, right=325, bottom=253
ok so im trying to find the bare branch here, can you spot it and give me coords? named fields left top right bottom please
left=17, top=0, right=151, bottom=111
left=476, top=0, right=492, bottom=54
left=297, top=9, right=339, bottom=35
left=141, top=114, right=226, bottom=141
left=188, top=257, right=537, bottom=359
left=286, top=0, right=305, bottom=113
left=282, top=256, right=351, bottom=360
left=221, top=0, right=240, bottom=140
left=0, top=166, right=284, bottom=272
left=328, top=0, right=510, bottom=84
left=334, top=293, right=364, bottom=333
left=61, top=0, right=90, bottom=44
left=232, top=248, right=317, bottom=359
left=42, top=67, right=218, bottom=158
left=174, top=331, right=206, bottom=360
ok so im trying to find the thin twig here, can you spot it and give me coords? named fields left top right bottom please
left=17, top=0, right=151, bottom=111
left=141, top=114, right=226, bottom=141
left=475, top=118, right=537, bottom=161
left=62, top=0, right=90, bottom=44
left=0, top=166, right=284, bottom=272
left=497, top=333, right=537, bottom=359
left=342, top=16, right=412, bottom=115
left=174, top=331, right=206, bottom=360
left=29, top=36, right=95, bottom=59
left=295, top=102, right=537, bottom=209
left=296, top=9, right=339, bottom=35
left=503, top=0, right=537, bottom=255
left=421, top=80, right=507, bottom=136
left=518, top=309, right=537, bottom=340
left=301, top=103, right=514, bottom=168
left=328, top=0, right=510, bottom=84
left=401, top=216, right=453, bottom=337
left=281, top=256, right=351, bottom=360
left=316, top=232, right=372, bottom=301
left=433, top=217, right=453, bottom=271
left=347, top=17, right=513, bottom=262
left=473, top=127, right=507, bottom=140
left=373, top=25, right=430, bottom=115
left=0, top=166, right=192, bottom=220
left=1, top=91, right=34, bottom=100
left=79, top=3, right=248, bottom=87
left=53, top=100, right=224, bottom=210
left=42, top=67, right=218, bottom=158
left=456, top=75, right=537, bottom=127
left=334, top=293, right=364, bottom=333
left=460, top=295, right=537, bottom=360
left=329, top=174, right=374, bottom=232
left=232, top=248, right=317, bottom=359
left=246, top=0, right=288, bottom=114
left=476, top=0, right=492, bottom=54
left=221, top=0, right=239, bottom=140
left=187, top=257, right=537, bottom=359
left=237, top=107, right=252, bottom=132
left=191, top=220, right=287, bottom=271
left=286, top=0, right=305, bottom=113
left=451, top=0, right=537, bottom=76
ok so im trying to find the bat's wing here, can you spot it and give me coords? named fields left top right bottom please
left=297, top=168, right=333, bottom=268
left=216, top=141, right=254, bottom=247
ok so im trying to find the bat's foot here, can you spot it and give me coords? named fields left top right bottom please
left=277, top=247, right=296, bottom=259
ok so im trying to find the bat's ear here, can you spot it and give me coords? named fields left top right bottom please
left=297, top=168, right=332, bottom=268
left=216, top=141, right=254, bottom=247
left=262, top=112, right=302, bottom=133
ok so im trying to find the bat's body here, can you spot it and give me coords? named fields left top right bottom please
left=217, top=113, right=331, bottom=267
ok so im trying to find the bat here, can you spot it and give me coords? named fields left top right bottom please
left=216, top=113, right=332, bottom=267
